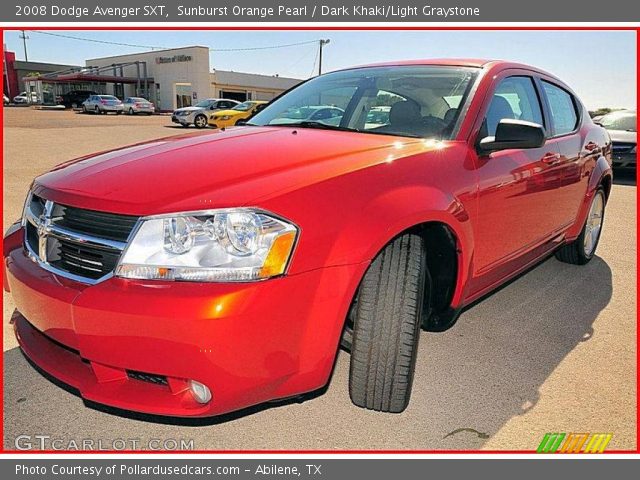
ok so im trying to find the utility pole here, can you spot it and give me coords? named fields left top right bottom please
left=318, top=39, right=330, bottom=76
left=19, top=30, right=29, bottom=61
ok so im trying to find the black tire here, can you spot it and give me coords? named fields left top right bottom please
left=349, top=234, right=428, bottom=413
left=129, top=108, right=135, bottom=115
left=82, top=105, right=87, bottom=113
left=116, top=110, right=122, bottom=115
left=555, top=187, right=606, bottom=265
left=194, top=114, right=208, bottom=129
left=94, top=106, right=100, bottom=115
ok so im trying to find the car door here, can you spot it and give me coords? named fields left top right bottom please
left=471, top=73, right=566, bottom=285
left=537, top=79, right=593, bottom=227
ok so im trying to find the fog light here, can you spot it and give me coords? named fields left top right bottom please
left=189, top=380, right=212, bottom=404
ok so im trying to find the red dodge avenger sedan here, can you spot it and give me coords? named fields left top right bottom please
left=4, top=59, right=612, bottom=417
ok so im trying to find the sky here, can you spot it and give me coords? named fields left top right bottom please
left=4, top=30, right=636, bottom=110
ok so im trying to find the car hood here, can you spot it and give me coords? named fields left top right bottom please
left=173, top=107, right=204, bottom=113
left=213, top=109, right=245, bottom=117
left=606, top=129, right=636, bottom=143
left=33, top=127, right=445, bottom=216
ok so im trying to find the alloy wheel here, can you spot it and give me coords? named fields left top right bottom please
left=583, top=191, right=605, bottom=257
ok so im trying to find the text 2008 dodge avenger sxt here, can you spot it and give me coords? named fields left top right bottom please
left=4, top=59, right=612, bottom=417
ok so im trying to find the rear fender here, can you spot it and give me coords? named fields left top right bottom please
left=565, top=155, right=612, bottom=240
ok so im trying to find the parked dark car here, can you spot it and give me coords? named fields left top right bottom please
left=59, top=90, right=98, bottom=109
left=596, top=110, right=636, bottom=168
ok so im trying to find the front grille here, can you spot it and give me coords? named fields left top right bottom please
left=50, top=240, right=122, bottom=280
left=612, top=142, right=636, bottom=154
left=127, top=370, right=169, bottom=386
left=24, top=194, right=139, bottom=282
left=55, top=204, right=139, bottom=242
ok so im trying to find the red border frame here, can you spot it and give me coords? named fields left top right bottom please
left=1, top=25, right=638, bottom=455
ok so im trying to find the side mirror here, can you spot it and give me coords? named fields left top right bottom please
left=235, top=119, right=248, bottom=126
left=478, top=119, right=546, bottom=153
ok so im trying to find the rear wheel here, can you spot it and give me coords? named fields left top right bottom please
left=194, top=115, right=208, bottom=128
left=129, top=108, right=134, bottom=115
left=555, top=187, right=606, bottom=265
left=348, top=234, right=428, bottom=413
left=82, top=105, right=87, bottom=113
left=94, top=106, right=100, bottom=115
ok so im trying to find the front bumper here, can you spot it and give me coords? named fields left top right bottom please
left=612, top=152, right=636, bottom=168
left=171, top=115, right=191, bottom=125
left=4, top=226, right=366, bottom=417
left=209, top=118, right=237, bottom=129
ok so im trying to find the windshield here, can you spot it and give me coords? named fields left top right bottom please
left=194, top=100, right=214, bottom=108
left=599, top=111, right=636, bottom=132
left=99, top=96, right=119, bottom=101
left=248, top=65, right=478, bottom=139
left=232, top=102, right=254, bottom=111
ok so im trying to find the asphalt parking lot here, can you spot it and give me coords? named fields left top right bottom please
left=2, top=108, right=637, bottom=451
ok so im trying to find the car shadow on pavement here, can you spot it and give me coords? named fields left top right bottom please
left=3, top=256, right=613, bottom=444
left=419, top=255, right=613, bottom=449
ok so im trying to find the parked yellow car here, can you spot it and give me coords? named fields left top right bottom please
left=209, top=100, right=268, bottom=128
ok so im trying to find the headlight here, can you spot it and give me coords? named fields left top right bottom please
left=220, top=115, right=232, bottom=120
left=116, top=209, right=298, bottom=282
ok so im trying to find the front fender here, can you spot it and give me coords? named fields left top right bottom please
left=323, top=184, right=474, bottom=308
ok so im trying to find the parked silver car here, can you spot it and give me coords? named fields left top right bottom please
left=596, top=110, right=637, bottom=168
left=123, top=97, right=155, bottom=115
left=171, top=98, right=240, bottom=128
left=13, top=91, right=39, bottom=104
left=82, top=95, right=124, bottom=114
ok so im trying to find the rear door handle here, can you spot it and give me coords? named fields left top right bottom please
left=584, top=141, right=600, bottom=152
left=541, top=152, right=561, bottom=165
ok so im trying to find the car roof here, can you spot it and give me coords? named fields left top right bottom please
left=340, top=58, right=561, bottom=75
left=333, top=58, right=571, bottom=92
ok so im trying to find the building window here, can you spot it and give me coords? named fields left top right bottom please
left=175, top=83, right=192, bottom=109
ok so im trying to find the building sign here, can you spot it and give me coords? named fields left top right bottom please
left=155, top=55, right=192, bottom=64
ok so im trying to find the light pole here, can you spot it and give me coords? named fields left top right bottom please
left=318, top=39, right=330, bottom=76
left=19, top=30, right=29, bottom=61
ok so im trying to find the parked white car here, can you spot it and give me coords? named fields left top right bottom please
left=171, top=98, right=240, bottom=128
left=13, top=92, right=39, bottom=104
left=123, top=97, right=155, bottom=115
left=82, top=95, right=124, bottom=114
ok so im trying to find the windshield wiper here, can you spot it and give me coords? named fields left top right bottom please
left=252, top=121, right=424, bottom=139
left=272, top=121, right=360, bottom=132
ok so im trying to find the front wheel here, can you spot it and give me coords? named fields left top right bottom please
left=348, top=234, right=428, bottom=413
left=555, top=187, right=606, bottom=265
left=129, top=108, right=134, bottom=115
left=194, top=115, right=208, bottom=128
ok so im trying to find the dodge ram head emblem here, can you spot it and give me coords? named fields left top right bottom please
left=36, top=201, right=54, bottom=262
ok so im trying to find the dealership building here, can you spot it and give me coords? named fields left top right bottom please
left=9, top=46, right=302, bottom=111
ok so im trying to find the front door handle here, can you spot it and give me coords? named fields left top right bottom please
left=541, top=152, right=561, bottom=165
